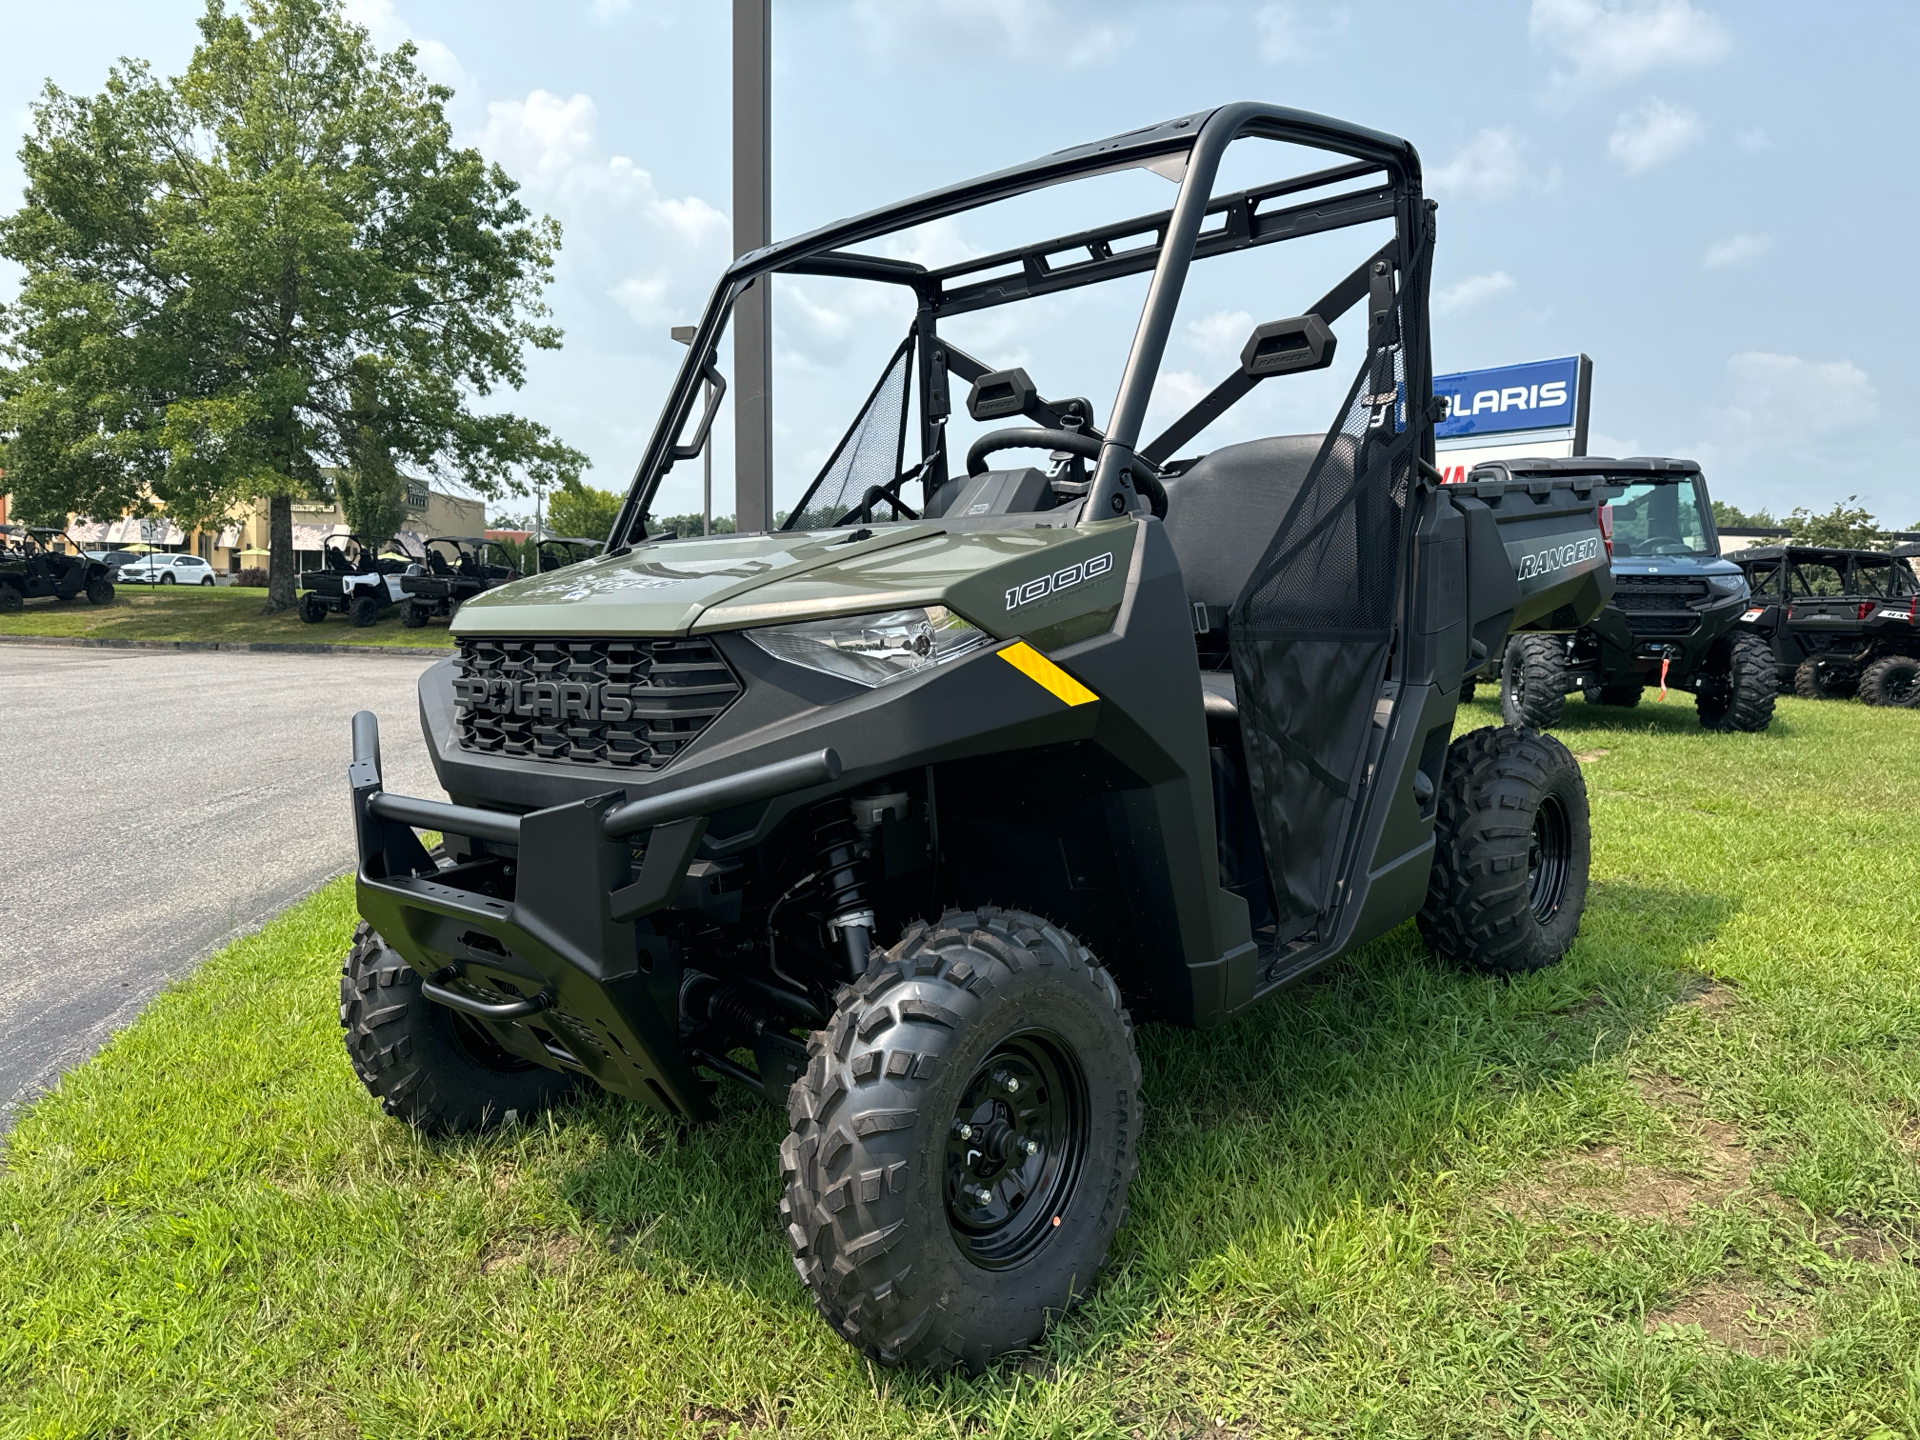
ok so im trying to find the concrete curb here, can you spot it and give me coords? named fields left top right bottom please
left=0, top=633, right=450, bottom=658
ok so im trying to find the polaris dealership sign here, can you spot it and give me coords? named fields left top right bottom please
left=1432, top=354, right=1592, bottom=483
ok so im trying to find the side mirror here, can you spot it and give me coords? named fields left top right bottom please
left=1240, top=314, right=1336, bottom=377
left=671, top=360, right=728, bottom=462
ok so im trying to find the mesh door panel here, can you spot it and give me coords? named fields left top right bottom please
left=1227, top=342, right=1412, bottom=940
left=785, top=337, right=913, bottom=531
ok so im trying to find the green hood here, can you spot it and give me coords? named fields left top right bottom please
left=450, top=520, right=1138, bottom=644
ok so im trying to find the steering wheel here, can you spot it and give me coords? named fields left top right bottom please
left=964, top=427, right=1167, bottom=519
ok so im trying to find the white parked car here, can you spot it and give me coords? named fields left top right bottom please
left=120, top=554, right=218, bottom=586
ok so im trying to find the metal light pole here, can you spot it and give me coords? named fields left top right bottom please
left=670, top=324, right=713, bottom=535
left=732, top=0, right=772, bottom=533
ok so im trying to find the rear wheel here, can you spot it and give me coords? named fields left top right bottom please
left=200, top=575, right=214, bottom=586
left=349, top=594, right=382, bottom=627
left=85, top=578, right=115, bottom=606
left=1859, top=655, right=1920, bottom=708
left=299, top=593, right=329, bottom=623
left=1696, top=633, right=1777, bottom=732
left=340, top=922, right=576, bottom=1134
left=1419, top=726, right=1591, bottom=976
left=1500, top=635, right=1568, bottom=729
left=401, top=599, right=430, bottom=628
left=781, top=908, right=1139, bottom=1372
left=1794, top=656, right=1856, bottom=700
left=0, top=586, right=20, bottom=614
left=1594, top=684, right=1641, bottom=707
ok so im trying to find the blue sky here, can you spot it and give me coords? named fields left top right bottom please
left=5, top=0, right=1914, bottom=526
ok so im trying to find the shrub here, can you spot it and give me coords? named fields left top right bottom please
left=237, top=567, right=268, bottom=587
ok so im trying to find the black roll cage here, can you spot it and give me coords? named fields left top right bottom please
left=611, top=102, right=1429, bottom=545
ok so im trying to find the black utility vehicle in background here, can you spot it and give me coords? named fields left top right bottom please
left=1498, top=457, right=1773, bottom=733
left=528, top=535, right=605, bottom=572
left=399, top=536, right=517, bottom=628
left=298, top=533, right=423, bottom=627
left=1733, top=545, right=1920, bottom=706
left=0, top=526, right=115, bottom=612
left=339, top=103, right=1621, bottom=1371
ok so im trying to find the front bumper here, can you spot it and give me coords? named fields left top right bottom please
left=348, top=709, right=840, bottom=1120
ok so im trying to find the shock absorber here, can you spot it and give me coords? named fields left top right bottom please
left=806, top=791, right=911, bottom=980
left=810, top=803, right=876, bottom=981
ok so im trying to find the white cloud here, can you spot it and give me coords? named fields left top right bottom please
left=1434, top=271, right=1516, bottom=315
left=851, top=0, right=1131, bottom=68
left=1428, top=129, right=1552, bottom=202
left=1185, top=309, right=1254, bottom=362
left=1588, top=431, right=1642, bottom=457
left=1607, top=98, right=1702, bottom=174
left=1734, top=126, right=1770, bottom=152
left=1702, top=233, right=1771, bottom=269
left=1531, top=0, right=1730, bottom=104
left=478, top=91, right=728, bottom=248
left=1709, top=352, right=1877, bottom=447
left=1256, top=2, right=1350, bottom=64
left=340, top=0, right=470, bottom=91
left=612, top=273, right=670, bottom=324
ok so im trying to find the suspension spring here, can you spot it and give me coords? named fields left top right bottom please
left=810, top=802, right=877, bottom=980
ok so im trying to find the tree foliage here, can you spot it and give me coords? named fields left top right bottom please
left=1711, top=500, right=1780, bottom=531
left=0, top=0, right=584, bottom=605
left=544, top=479, right=622, bottom=543
left=1784, top=497, right=1892, bottom=551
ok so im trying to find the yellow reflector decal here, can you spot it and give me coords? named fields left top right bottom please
left=997, top=641, right=1099, bottom=707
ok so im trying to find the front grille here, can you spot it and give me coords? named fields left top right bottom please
left=453, top=636, right=741, bottom=770
left=1612, top=574, right=1710, bottom=610
left=1624, top=614, right=1700, bottom=637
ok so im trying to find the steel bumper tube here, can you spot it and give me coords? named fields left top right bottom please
left=346, top=710, right=840, bottom=1118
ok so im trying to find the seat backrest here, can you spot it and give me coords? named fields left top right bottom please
left=1159, top=433, right=1324, bottom=609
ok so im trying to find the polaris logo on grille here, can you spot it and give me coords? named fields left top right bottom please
left=1004, top=551, right=1114, bottom=611
left=1515, top=537, right=1600, bottom=581
left=452, top=675, right=647, bottom=722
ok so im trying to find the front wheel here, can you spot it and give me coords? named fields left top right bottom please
left=340, top=922, right=576, bottom=1133
left=781, top=908, right=1139, bottom=1371
left=160, top=572, right=175, bottom=585
left=1696, top=633, right=1777, bottom=732
left=1593, top=684, right=1642, bottom=708
left=1500, top=635, right=1568, bottom=729
left=1419, top=726, right=1591, bottom=976
left=1859, top=654, right=1920, bottom=708
left=86, top=578, right=115, bottom=606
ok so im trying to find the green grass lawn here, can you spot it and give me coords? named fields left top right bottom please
left=0, top=584, right=454, bottom=648
left=4, top=695, right=1918, bottom=1437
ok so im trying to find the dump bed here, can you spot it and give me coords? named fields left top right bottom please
left=1447, top=466, right=1620, bottom=660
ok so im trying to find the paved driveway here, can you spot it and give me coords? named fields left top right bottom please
left=0, top=644, right=443, bottom=1123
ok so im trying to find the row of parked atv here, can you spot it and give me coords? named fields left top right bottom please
left=296, top=533, right=604, bottom=628
left=1467, top=457, right=1919, bottom=730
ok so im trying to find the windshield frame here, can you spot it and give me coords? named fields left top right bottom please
left=610, top=102, right=1429, bottom=547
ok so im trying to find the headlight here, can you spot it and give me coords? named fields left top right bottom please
left=1705, top=574, right=1748, bottom=599
left=747, top=606, right=986, bottom=687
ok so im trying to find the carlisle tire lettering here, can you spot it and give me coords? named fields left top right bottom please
left=1005, top=551, right=1114, bottom=612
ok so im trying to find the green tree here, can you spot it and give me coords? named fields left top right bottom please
left=0, top=0, right=584, bottom=609
left=545, top=479, right=622, bottom=542
left=1711, top=500, right=1780, bottom=530
left=1785, top=497, right=1889, bottom=550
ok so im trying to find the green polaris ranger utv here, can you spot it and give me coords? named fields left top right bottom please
left=341, top=103, right=1618, bottom=1371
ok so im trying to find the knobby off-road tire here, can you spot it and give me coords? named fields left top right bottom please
left=340, top=922, right=576, bottom=1134
left=1500, top=635, right=1568, bottom=729
left=85, top=578, right=114, bottom=606
left=401, top=599, right=430, bottom=629
left=1697, top=632, right=1777, bottom=732
left=0, top=586, right=20, bottom=614
left=1794, top=655, right=1855, bottom=700
left=1594, top=684, right=1641, bottom=708
left=349, top=594, right=382, bottom=628
left=299, top=593, right=329, bottom=624
left=780, top=907, right=1140, bottom=1372
left=1419, top=726, right=1591, bottom=976
left=1859, top=654, right=1920, bottom=708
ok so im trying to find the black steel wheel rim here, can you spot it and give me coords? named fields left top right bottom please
left=945, top=1029, right=1088, bottom=1270
left=1888, top=666, right=1919, bottom=705
left=1528, top=792, right=1572, bottom=923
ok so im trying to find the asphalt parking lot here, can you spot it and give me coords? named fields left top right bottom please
left=0, top=644, right=442, bottom=1124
